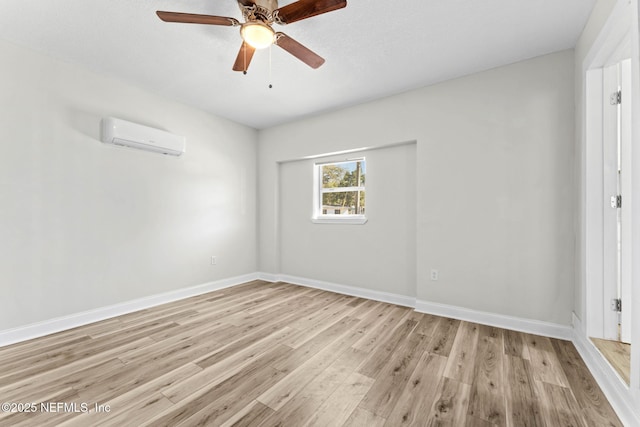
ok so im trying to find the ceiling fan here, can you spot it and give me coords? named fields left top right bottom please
left=156, top=0, right=347, bottom=73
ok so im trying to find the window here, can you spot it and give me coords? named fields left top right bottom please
left=312, top=158, right=367, bottom=224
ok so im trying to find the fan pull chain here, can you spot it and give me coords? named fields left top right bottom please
left=268, top=44, right=273, bottom=89
left=243, top=42, right=247, bottom=75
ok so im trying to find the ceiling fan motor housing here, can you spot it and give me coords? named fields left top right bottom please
left=240, top=0, right=278, bottom=23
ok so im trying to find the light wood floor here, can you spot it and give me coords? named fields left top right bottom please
left=591, top=337, right=631, bottom=385
left=0, top=280, right=622, bottom=426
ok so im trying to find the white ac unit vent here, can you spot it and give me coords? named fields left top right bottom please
left=100, top=117, right=186, bottom=156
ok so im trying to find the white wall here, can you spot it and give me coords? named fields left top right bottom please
left=0, top=33, right=578, bottom=331
left=259, top=50, right=575, bottom=325
left=278, top=144, right=416, bottom=297
left=0, top=39, right=258, bottom=330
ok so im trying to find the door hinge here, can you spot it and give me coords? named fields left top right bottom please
left=610, top=195, right=622, bottom=208
left=610, top=90, right=622, bottom=105
left=611, top=298, right=622, bottom=312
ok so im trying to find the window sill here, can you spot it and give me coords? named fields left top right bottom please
left=311, top=216, right=368, bottom=225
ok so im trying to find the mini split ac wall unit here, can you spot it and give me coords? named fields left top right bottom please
left=100, top=117, right=186, bottom=156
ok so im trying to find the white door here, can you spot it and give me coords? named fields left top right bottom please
left=602, top=63, right=619, bottom=341
left=602, top=59, right=632, bottom=344
left=619, top=58, right=632, bottom=344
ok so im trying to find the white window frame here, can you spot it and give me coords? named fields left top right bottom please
left=312, top=158, right=367, bottom=224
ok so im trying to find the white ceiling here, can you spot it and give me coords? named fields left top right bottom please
left=0, top=0, right=595, bottom=129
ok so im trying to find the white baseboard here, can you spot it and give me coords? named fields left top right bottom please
left=257, top=273, right=572, bottom=340
left=257, top=273, right=417, bottom=308
left=571, top=313, right=640, bottom=427
left=415, top=299, right=573, bottom=340
left=0, top=272, right=261, bottom=348
left=256, top=272, right=280, bottom=283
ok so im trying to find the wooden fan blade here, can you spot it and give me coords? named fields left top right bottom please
left=233, top=42, right=256, bottom=72
left=275, top=33, right=325, bottom=69
left=275, top=0, right=346, bottom=25
left=237, top=0, right=255, bottom=6
left=156, top=11, right=239, bottom=26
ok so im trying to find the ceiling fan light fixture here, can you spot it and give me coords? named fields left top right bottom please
left=240, top=21, right=275, bottom=49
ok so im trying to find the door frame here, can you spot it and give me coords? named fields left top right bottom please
left=584, top=29, right=631, bottom=344
left=581, top=0, right=640, bottom=409
left=599, top=59, right=633, bottom=343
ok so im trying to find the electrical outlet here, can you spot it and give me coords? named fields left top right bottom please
left=211, top=256, right=217, bottom=265
left=430, top=269, right=438, bottom=281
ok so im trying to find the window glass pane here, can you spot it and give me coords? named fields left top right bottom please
left=321, top=191, right=365, bottom=215
left=321, top=161, right=365, bottom=189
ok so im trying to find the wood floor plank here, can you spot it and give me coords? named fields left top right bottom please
left=551, top=339, right=622, bottom=427
left=59, top=362, right=203, bottom=427
left=426, top=317, right=461, bottom=357
left=220, top=401, right=275, bottom=427
left=162, top=327, right=296, bottom=403
left=146, top=316, right=232, bottom=342
left=171, top=287, right=290, bottom=328
left=0, top=337, right=155, bottom=401
left=75, top=355, right=202, bottom=404
left=590, top=338, right=630, bottom=386
left=200, top=293, right=333, bottom=351
left=0, top=281, right=624, bottom=427
left=0, top=317, right=125, bottom=356
left=443, top=321, right=480, bottom=385
left=118, top=333, right=221, bottom=368
left=272, top=316, right=361, bottom=374
left=503, top=329, right=530, bottom=360
left=535, top=380, right=588, bottom=427
left=0, top=335, right=93, bottom=369
left=0, top=387, right=80, bottom=426
left=119, top=309, right=200, bottom=328
left=343, top=407, right=387, bottom=427
left=222, top=288, right=316, bottom=326
left=257, top=318, right=364, bottom=411
left=17, top=358, right=125, bottom=403
left=413, top=312, right=442, bottom=337
left=194, top=324, right=297, bottom=370
left=240, top=288, right=324, bottom=317
left=504, top=354, right=544, bottom=427
left=143, top=345, right=291, bottom=426
left=86, top=392, right=175, bottom=427
left=348, top=302, right=400, bottom=345
left=466, top=325, right=506, bottom=426
left=253, top=347, right=368, bottom=427
left=525, top=333, right=570, bottom=388
left=1, top=320, right=171, bottom=385
left=465, top=415, right=497, bottom=427
left=357, top=316, right=419, bottom=378
left=426, top=377, right=471, bottom=427
left=170, top=366, right=285, bottom=426
left=351, top=306, right=412, bottom=354
left=383, top=352, right=448, bottom=426
left=283, top=301, right=368, bottom=349
left=302, top=372, right=374, bottom=426
left=285, top=294, right=356, bottom=332
left=359, top=327, right=431, bottom=418
left=91, top=319, right=180, bottom=341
